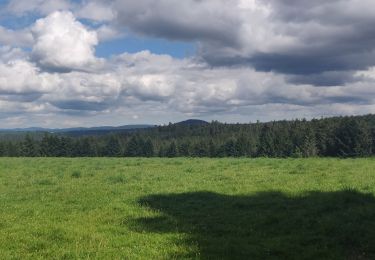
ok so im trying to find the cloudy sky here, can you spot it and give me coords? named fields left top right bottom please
left=0, top=0, right=374, bottom=128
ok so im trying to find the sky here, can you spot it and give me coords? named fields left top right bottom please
left=0, top=0, right=375, bottom=128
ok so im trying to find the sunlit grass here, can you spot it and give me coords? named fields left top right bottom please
left=0, top=158, right=374, bottom=259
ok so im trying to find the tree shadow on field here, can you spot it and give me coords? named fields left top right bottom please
left=135, top=190, right=375, bottom=259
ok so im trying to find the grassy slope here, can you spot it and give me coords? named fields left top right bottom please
left=0, top=158, right=374, bottom=259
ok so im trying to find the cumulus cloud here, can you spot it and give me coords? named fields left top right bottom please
left=7, top=1, right=375, bottom=84
left=109, top=51, right=374, bottom=116
left=0, top=26, right=33, bottom=47
left=31, top=11, right=99, bottom=72
left=0, top=1, right=375, bottom=127
left=96, top=25, right=122, bottom=42
left=6, top=0, right=375, bottom=86
left=5, top=0, right=72, bottom=16
left=0, top=46, right=27, bottom=62
left=0, top=48, right=374, bottom=126
left=44, top=71, right=122, bottom=111
left=0, top=59, right=57, bottom=96
left=112, top=0, right=240, bottom=45
left=102, top=0, right=375, bottom=86
left=77, top=1, right=115, bottom=22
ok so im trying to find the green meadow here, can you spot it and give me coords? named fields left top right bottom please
left=1, top=158, right=375, bottom=259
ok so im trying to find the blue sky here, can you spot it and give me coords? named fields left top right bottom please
left=0, top=0, right=374, bottom=128
left=0, top=1, right=195, bottom=59
left=95, top=37, right=195, bottom=59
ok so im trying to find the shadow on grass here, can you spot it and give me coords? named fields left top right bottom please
left=136, top=190, right=375, bottom=259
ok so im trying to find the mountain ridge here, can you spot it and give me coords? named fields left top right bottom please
left=0, top=124, right=154, bottom=133
left=0, top=119, right=209, bottom=133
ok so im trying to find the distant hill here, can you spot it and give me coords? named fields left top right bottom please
left=175, top=119, right=209, bottom=126
left=0, top=124, right=155, bottom=136
left=0, top=119, right=209, bottom=134
left=0, top=115, right=374, bottom=158
left=0, top=127, right=47, bottom=132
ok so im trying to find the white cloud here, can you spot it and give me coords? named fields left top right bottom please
left=77, top=1, right=115, bottom=22
left=96, top=25, right=123, bottom=42
left=104, top=0, right=375, bottom=86
left=43, top=71, right=122, bottom=110
left=1, top=2, right=375, bottom=127
left=0, top=26, right=33, bottom=47
left=6, top=0, right=72, bottom=16
left=0, top=59, right=57, bottom=95
left=0, top=46, right=27, bottom=62
left=1, top=45, right=374, bottom=126
left=31, top=11, right=99, bottom=72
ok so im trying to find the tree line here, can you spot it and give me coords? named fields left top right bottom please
left=0, top=114, right=374, bottom=158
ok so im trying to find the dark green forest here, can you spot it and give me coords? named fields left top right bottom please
left=0, top=115, right=374, bottom=158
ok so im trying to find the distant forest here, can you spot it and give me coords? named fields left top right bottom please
left=0, top=115, right=374, bottom=158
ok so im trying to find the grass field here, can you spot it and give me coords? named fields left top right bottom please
left=1, top=158, right=375, bottom=259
